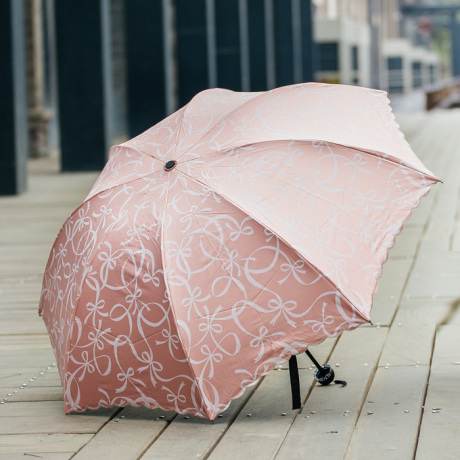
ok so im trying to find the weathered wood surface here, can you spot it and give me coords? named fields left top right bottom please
left=1, top=110, right=460, bottom=458
left=276, top=327, right=388, bottom=460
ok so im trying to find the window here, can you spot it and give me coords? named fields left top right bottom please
left=412, top=61, right=423, bottom=88
left=351, top=46, right=358, bottom=71
left=387, top=57, right=403, bottom=71
left=319, top=43, right=339, bottom=71
left=387, top=57, right=403, bottom=92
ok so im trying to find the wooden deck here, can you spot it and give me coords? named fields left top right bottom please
left=1, top=110, right=460, bottom=459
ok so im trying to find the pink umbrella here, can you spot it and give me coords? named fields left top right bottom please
left=39, top=83, right=439, bottom=420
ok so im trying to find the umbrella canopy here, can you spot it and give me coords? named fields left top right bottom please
left=39, top=83, right=439, bottom=419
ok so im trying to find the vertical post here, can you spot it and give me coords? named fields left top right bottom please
left=206, top=0, right=217, bottom=88
left=0, top=0, right=28, bottom=194
left=292, top=0, right=303, bottom=83
left=163, top=0, right=177, bottom=115
left=301, top=0, right=315, bottom=83
left=101, top=0, right=114, bottom=151
left=239, top=0, right=250, bottom=91
left=368, top=0, right=381, bottom=89
left=109, top=0, right=128, bottom=139
left=176, top=0, right=209, bottom=106
left=273, top=0, right=294, bottom=87
left=215, top=0, right=242, bottom=91
left=247, top=0, right=267, bottom=91
left=43, top=0, right=59, bottom=150
left=25, top=0, right=52, bottom=158
left=264, top=0, right=276, bottom=89
left=54, top=0, right=113, bottom=171
left=124, top=0, right=166, bottom=137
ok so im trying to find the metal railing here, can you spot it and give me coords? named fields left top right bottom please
left=425, top=76, right=460, bottom=110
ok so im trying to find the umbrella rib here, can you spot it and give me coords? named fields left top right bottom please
left=61, top=231, right=114, bottom=385
left=119, top=105, right=188, bottom=163
left=177, top=138, right=439, bottom=182
left=172, top=83, right=436, bottom=179
left=173, top=82, right=380, bottom=162
left=84, top=140, right=437, bottom=216
left=174, top=89, right=265, bottom=161
left=169, top=104, right=188, bottom=161
left=158, top=176, right=211, bottom=417
left=175, top=83, right=353, bottom=162
left=83, top=147, right=167, bottom=203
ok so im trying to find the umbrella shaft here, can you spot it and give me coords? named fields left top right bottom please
left=305, top=349, right=322, bottom=370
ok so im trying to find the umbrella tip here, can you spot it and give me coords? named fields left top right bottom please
left=164, top=160, right=177, bottom=171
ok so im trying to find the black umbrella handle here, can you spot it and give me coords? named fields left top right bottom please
left=305, top=350, right=347, bottom=387
left=288, top=350, right=348, bottom=411
left=288, top=355, right=302, bottom=410
left=305, top=349, right=322, bottom=370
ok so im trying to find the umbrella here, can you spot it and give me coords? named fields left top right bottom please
left=39, top=83, right=439, bottom=420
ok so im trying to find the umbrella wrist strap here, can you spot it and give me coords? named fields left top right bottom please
left=288, top=355, right=302, bottom=410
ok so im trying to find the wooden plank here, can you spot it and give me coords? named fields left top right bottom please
left=0, top=433, right=93, bottom=454
left=0, top=110, right=459, bottom=459
left=418, top=221, right=456, bottom=253
left=452, top=222, right=460, bottom=252
left=0, top=411, right=115, bottom=435
left=0, top=339, right=54, bottom=356
left=447, top=301, right=460, bottom=326
left=0, top=283, right=42, bottom=292
left=142, top=378, right=264, bottom=460
left=0, top=364, right=58, bottom=377
left=0, top=274, right=43, bottom=285
left=378, top=298, right=452, bottom=367
left=407, top=192, right=435, bottom=226
left=5, top=386, right=63, bottom=403
left=0, top=312, right=48, bottom=335
left=0, top=400, right=114, bottom=420
left=275, top=327, right=387, bottom=460
left=0, top=389, right=18, bottom=404
left=0, top=266, right=48, bottom=277
left=394, top=113, right=430, bottom=140
left=131, top=328, right=331, bottom=460
left=416, top=409, right=460, bottom=460
left=415, top=324, right=460, bottom=460
left=0, top=453, right=73, bottom=460
left=0, top=400, right=66, bottom=417
left=371, top=258, right=413, bottom=326
left=0, top=249, right=49, bottom=260
left=399, top=113, right=449, bottom=175
left=345, top=365, right=429, bottom=459
left=0, top=162, right=102, bottom=460
left=0, top=296, right=42, bottom=306
left=0, top=334, right=53, bottom=347
left=0, top=342, right=55, bottom=368
left=451, top=173, right=460, bottom=251
left=0, top=304, right=42, bottom=312
left=205, top=368, right=313, bottom=460
left=404, top=251, right=460, bottom=299
left=389, top=224, right=423, bottom=259
left=72, top=406, right=175, bottom=460
left=0, top=368, right=61, bottom=388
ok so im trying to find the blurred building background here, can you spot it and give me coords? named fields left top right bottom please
left=2, top=0, right=460, bottom=195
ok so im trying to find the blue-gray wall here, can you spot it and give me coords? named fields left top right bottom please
left=2, top=0, right=315, bottom=190
left=0, top=0, right=29, bottom=195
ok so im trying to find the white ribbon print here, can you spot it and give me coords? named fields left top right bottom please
left=40, top=83, right=438, bottom=419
